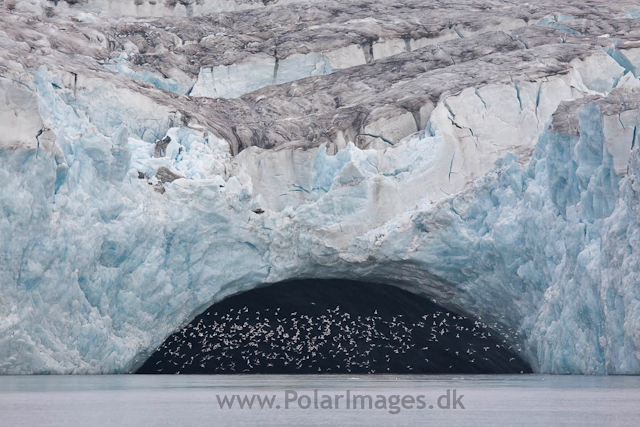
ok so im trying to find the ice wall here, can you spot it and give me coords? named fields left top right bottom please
left=2, top=48, right=640, bottom=374
left=189, top=52, right=337, bottom=99
left=188, top=18, right=526, bottom=99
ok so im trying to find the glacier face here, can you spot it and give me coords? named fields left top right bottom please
left=2, top=0, right=640, bottom=374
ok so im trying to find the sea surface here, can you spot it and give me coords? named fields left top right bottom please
left=1, top=375, right=639, bottom=426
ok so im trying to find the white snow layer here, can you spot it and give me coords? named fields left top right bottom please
left=1, top=51, right=640, bottom=374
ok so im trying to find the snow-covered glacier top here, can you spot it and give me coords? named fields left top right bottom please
left=2, top=0, right=640, bottom=374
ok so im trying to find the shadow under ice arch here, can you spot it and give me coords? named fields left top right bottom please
left=136, top=279, right=532, bottom=374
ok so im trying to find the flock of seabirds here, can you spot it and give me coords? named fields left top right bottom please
left=138, top=280, right=532, bottom=374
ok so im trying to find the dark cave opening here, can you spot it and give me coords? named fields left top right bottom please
left=137, top=280, right=532, bottom=374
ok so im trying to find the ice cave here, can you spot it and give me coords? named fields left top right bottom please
left=136, top=279, right=532, bottom=374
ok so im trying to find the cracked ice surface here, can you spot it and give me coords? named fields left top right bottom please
left=2, top=0, right=640, bottom=374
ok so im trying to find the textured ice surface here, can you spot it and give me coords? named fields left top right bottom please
left=2, top=0, right=640, bottom=374
left=103, top=57, right=192, bottom=96
left=190, top=52, right=336, bottom=99
left=9, top=0, right=322, bottom=17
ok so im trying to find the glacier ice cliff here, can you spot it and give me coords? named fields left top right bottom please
left=2, top=0, right=640, bottom=374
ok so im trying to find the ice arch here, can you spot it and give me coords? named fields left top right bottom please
left=2, top=55, right=640, bottom=375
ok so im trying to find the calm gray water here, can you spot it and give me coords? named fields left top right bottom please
left=1, top=375, right=639, bottom=426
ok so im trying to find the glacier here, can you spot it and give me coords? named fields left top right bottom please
left=2, top=0, right=640, bottom=374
